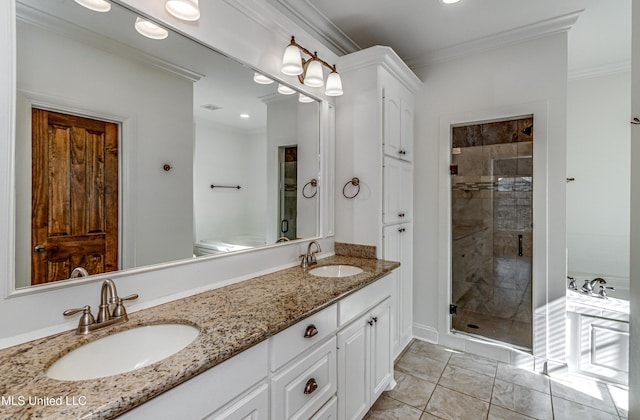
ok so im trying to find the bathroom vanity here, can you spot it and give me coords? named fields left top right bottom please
left=0, top=255, right=398, bottom=419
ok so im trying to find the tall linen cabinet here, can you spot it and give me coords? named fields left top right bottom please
left=335, top=46, right=422, bottom=358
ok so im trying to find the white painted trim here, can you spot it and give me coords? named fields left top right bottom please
left=408, top=10, right=582, bottom=69
left=568, top=60, right=631, bottom=81
left=437, top=101, right=551, bottom=360
left=412, top=322, right=439, bottom=344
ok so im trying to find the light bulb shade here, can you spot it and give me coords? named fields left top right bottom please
left=74, top=0, right=111, bottom=12
left=281, top=45, right=303, bottom=76
left=325, top=71, right=343, bottom=96
left=253, top=72, right=274, bottom=84
left=303, top=60, right=324, bottom=87
left=277, top=84, right=296, bottom=95
left=298, top=93, right=314, bottom=103
left=165, top=0, right=200, bottom=21
left=135, top=17, right=169, bottom=40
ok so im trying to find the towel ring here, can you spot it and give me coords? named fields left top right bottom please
left=342, top=177, right=360, bottom=199
left=302, top=179, right=318, bottom=198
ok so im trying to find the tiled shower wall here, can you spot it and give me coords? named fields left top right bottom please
left=450, top=117, right=533, bottom=349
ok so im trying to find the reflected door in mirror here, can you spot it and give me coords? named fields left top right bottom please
left=31, top=109, right=119, bottom=284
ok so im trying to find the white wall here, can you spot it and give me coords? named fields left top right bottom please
left=194, top=120, right=266, bottom=242
left=567, top=72, right=630, bottom=280
left=412, top=33, right=569, bottom=363
left=0, top=0, right=336, bottom=343
left=14, top=20, right=194, bottom=285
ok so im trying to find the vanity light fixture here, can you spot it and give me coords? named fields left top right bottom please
left=134, top=17, right=169, bottom=40
left=165, top=0, right=200, bottom=21
left=280, top=36, right=343, bottom=96
left=253, top=72, right=274, bottom=85
left=74, top=0, right=111, bottom=12
left=298, top=94, right=314, bottom=103
left=277, top=84, right=296, bottom=95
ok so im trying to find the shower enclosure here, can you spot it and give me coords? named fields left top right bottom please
left=449, top=116, right=533, bottom=351
left=278, top=146, right=297, bottom=240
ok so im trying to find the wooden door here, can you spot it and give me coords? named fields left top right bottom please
left=31, top=108, right=118, bottom=285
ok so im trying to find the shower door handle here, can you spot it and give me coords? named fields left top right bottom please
left=280, top=219, right=288, bottom=233
left=518, top=235, right=523, bottom=257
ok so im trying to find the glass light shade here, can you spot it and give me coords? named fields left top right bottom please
left=165, top=0, right=200, bottom=21
left=253, top=72, right=274, bottom=84
left=325, top=71, right=343, bottom=96
left=74, top=0, right=111, bottom=12
left=298, top=94, right=314, bottom=103
left=303, top=60, right=324, bottom=87
left=281, top=45, right=303, bottom=76
left=135, top=18, right=169, bottom=40
left=277, top=84, right=296, bottom=95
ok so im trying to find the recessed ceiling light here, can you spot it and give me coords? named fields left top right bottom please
left=441, top=0, right=460, bottom=3
left=135, top=17, right=168, bottom=40
left=74, top=0, right=111, bottom=12
left=165, top=0, right=201, bottom=21
left=240, top=113, right=250, bottom=119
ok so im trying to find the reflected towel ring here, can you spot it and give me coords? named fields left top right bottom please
left=342, top=177, right=360, bottom=199
left=302, top=179, right=318, bottom=198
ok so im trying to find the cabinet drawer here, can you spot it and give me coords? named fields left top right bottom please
left=311, top=395, right=337, bottom=420
left=271, top=337, right=337, bottom=420
left=205, top=382, right=268, bottom=420
left=338, top=274, right=393, bottom=327
left=270, top=304, right=337, bottom=371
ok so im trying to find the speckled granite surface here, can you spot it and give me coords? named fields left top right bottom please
left=334, top=242, right=377, bottom=259
left=0, top=255, right=399, bottom=419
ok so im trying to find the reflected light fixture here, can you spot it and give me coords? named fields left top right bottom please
left=165, top=0, right=200, bottom=21
left=240, top=113, right=250, bottom=119
left=298, top=93, right=314, bottom=103
left=441, top=0, right=460, bottom=3
left=73, top=0, right=111, bottom=12
left=277, top=84, right=296, bottom=95
left=253, top=72, right=274, bottom=85
left=135, top=17, right=169, bottom=40
left=280, top=36, right=343, bottom=96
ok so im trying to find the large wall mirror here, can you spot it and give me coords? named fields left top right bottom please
left=14, top=0, right=321, bottom=289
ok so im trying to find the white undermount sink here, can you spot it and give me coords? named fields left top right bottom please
left=47, top=324, right=199, bottom=381
left=309, top=265, right=363, bottom=278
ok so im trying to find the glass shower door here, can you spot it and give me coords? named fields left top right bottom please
left=450, top=117, right=533, bottom=351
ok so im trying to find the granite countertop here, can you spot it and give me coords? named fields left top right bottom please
left=0, top=254, right=399, bottom=419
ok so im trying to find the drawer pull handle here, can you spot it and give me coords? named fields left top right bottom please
left=304, top=325, right=318, bottom=338
left=304, top=378, right=318, bottom=395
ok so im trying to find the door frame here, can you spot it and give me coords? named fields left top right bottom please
left=12, top=89, right=132, bottom=292
left=435, top=101, right=565, bottom=364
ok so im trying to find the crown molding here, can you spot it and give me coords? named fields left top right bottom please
left=263, top=0, right=360, bottom=56
left=338, top=46, right=423, bottom=94
left=568, top=60, right=631, bottom=81
left=16, top=2, right=204, bottom=83
left=405, top=9, right=584, bottom=70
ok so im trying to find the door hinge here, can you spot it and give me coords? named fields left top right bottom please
left=449, top=304, right=458, bottom=315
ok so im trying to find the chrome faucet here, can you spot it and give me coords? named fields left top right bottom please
left=64, top=279, right=138, bottom=334
left=70, top=267, right=89, bottom=278
left=581, top=277, right=606, bottom=294
left=300, top=240, right=322, bottom=268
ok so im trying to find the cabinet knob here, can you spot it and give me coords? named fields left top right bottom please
left=303, top=324, right=318, bottom=338
left=398, top=212, right=405, bottom=218
left=398, top=227, right=405, bottom=233
left=373, top=317, right=378, bottom=323
left=304, top=378, right=318, bottom=394
left=368, top=319, right=374, bottom=326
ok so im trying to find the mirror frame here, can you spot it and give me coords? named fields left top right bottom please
left=4, top=0, right=331, bottom=297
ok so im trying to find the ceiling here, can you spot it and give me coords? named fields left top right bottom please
left=265, top=0, right=631, bottom=76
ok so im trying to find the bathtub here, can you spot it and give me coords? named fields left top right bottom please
left=566, top=284, right=629, bottom=385
left=194, top=235, right=266, bottom=256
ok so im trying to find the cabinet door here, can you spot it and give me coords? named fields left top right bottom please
left=337, top=315, right=370, bottom=420
left=400, top=99, right=413, bottom=161
left=206, top=383, right=269, bottom=420
left=383, top=158, right=412, bottom=225
left=578, top=315, right=629, bottom=384
left=370, top=298, right=392, bottom=401
left=383, top=92, right=402, bottom=159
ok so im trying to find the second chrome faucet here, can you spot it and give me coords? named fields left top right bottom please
left=64, top=279, right=138, bottom=335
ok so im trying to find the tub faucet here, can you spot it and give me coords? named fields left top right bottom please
left=300, top=240, right=322, bottom=268
left=581, top=277, right=606, bottom=294
left=70, top=267, right=89, bottom=278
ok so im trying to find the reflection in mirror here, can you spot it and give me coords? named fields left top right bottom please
left=14, top=0, right=320, bottom=289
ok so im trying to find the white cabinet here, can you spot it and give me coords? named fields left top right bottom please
left=206, top=382, right=269, bottom=420
left=337, top=297, right=392, bottom=420
left=383, top=224, right=413, bottom=356
left=383, top=157, right=412, bottom=225
left=384, top=93, right=414, bottom=162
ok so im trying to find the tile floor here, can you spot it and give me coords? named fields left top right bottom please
left=364, top=340, right=629, bottom=420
